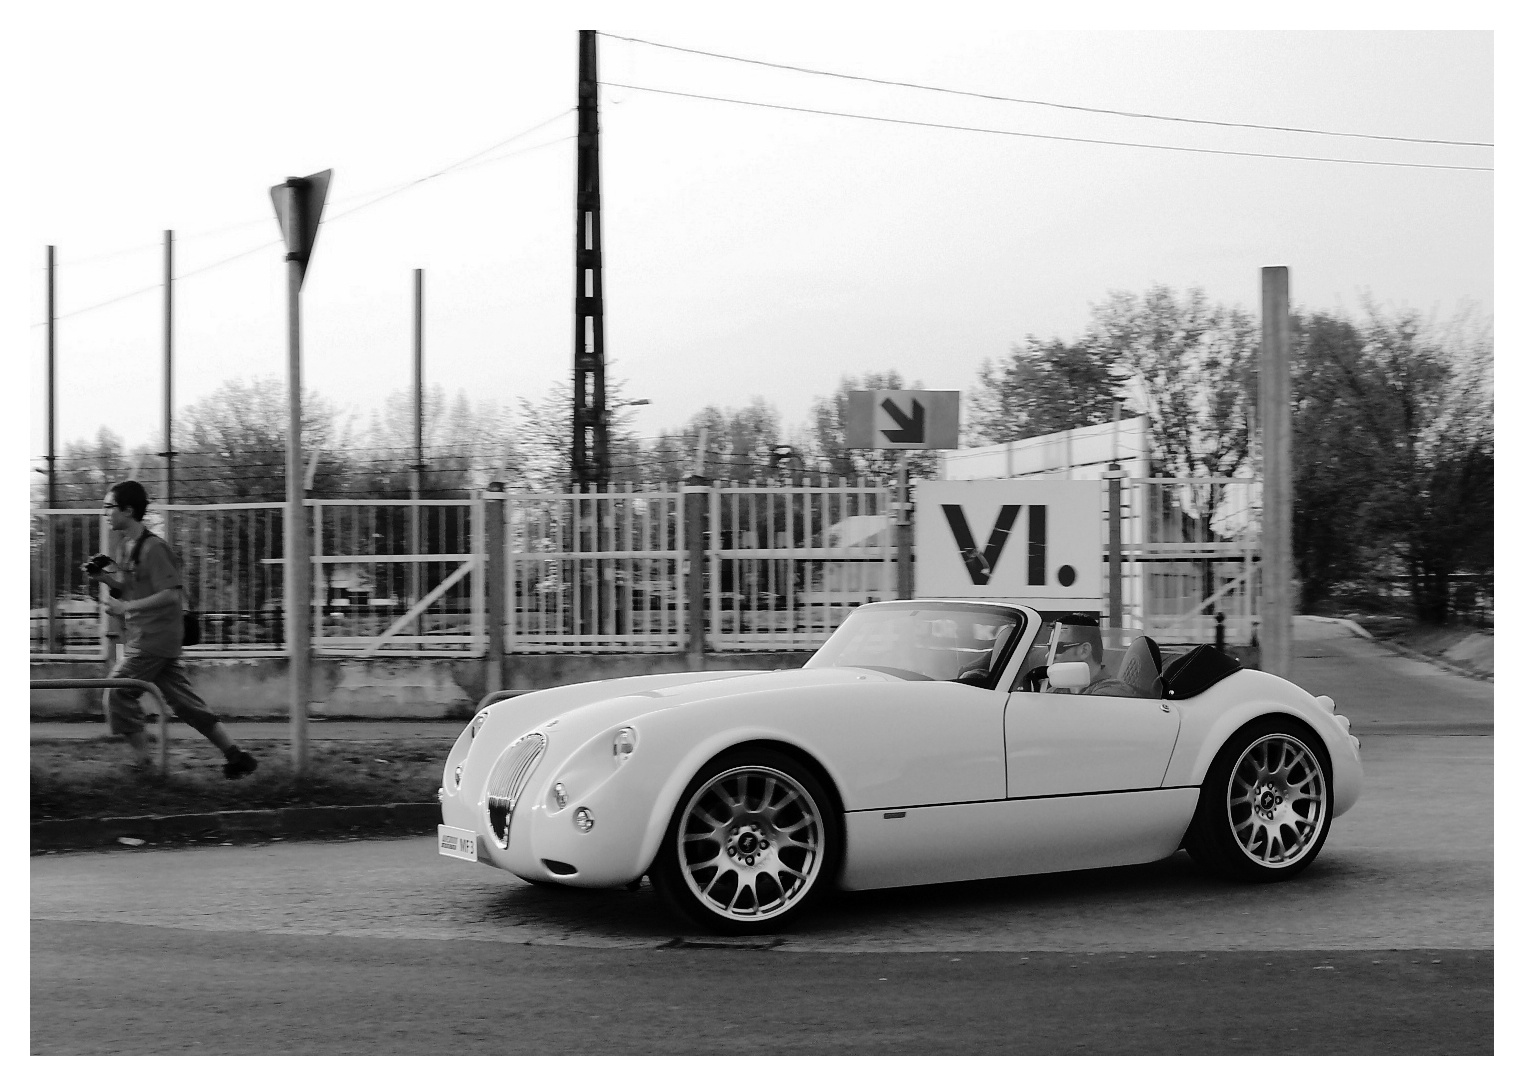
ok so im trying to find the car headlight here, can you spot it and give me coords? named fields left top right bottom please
left=453, top=765, right=464, bottom=788
left=573, top=807, right=595, bottom=833
left=612, top=727, right=637, bottom=764
left=469, top=711, right=488, bottom=740
left=552, top=782, right=569, bottom=810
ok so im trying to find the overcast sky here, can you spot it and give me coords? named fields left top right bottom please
left=25, top=5, right=1494, bottom=466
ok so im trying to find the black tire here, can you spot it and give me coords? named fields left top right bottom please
left=651, top=746, right=840, bottom=934
left=1186, top=717, right=1333, bottom=882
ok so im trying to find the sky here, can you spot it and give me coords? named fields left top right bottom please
left=22, top=4, right=1496, bottom=469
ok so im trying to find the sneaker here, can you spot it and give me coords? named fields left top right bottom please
left=223, top=750, right=258, bottom=779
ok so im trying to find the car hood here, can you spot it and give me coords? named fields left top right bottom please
left=475, top=666, right=898, bottom=751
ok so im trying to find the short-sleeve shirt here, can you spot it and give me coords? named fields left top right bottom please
left=112, top=530, right=184, bottom=658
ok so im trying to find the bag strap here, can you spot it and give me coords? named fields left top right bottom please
left=127, top=530, right=154, bottom=566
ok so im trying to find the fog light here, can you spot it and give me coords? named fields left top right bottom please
left=573, top=807, right=595, bottom=833
left=613, top=727, right=637, bottom=763
left=553, top=782, right=568, bottom=810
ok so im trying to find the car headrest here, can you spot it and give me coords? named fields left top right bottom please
left=1115, top=635, right=1164, bottom=699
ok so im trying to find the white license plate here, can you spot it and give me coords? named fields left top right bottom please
left=438, top=825, right=478, bottom=862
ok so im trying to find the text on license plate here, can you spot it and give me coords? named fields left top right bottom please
left=438, top=824, right=478, bottom=862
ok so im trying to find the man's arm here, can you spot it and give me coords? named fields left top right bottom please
left=106, top=588, right=180, bottom=617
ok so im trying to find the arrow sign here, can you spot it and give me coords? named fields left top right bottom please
left=881, top=398, right=925, bottom=443
left=845, top=390, right=960, bottom=449
left=270, top=169, right=332, bottom=290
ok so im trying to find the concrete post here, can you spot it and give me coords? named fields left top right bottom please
left=1259, top=267, right=1293, bottom=678
left=484, top=491, right=506, bottom=694
left=684, top=474, right=709, bottom=671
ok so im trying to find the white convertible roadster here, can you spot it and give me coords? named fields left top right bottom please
left=438, top=600, right=1362, bottom=933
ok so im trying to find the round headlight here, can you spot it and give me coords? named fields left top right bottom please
left=612, top=727, right=637, bottom=763
left=573, top=807, right=595, bottom=833
left=552, top=782, right=568, bottom=810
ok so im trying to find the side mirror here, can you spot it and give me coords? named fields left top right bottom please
left=1047, top=661, right=1091, bottom=690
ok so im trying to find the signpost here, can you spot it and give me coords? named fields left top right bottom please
left=844, top=390, right=960, bottom=600
left=915, top=479, right=1103, bottom=610
left=270, top=170, right=331, bottom=777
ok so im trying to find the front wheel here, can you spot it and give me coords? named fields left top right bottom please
left=651, top=748, right=839, bottom=934
left=1186, top=719, right=1332, bottom=882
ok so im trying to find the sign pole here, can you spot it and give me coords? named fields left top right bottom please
left=284, top=194, right=311, bottom=776
left=272, top=170, right=332, bottom=778
left=896, top=452, right=913, bottom=600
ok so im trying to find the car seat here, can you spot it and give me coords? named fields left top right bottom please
left=1114, top=635, right=1164, bottom=698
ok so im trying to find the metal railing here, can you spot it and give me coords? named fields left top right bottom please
left=31, top=678, right=172, bottom=774
left=32, top=477, right=1271, bottom=659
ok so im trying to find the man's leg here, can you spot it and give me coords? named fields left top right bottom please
left=107, top=653, right=161, bottom=767
left=153, top=659, right=257, bottom=777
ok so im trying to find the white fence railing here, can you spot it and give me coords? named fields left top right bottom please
left=32, top=477, right=1271, bottom=659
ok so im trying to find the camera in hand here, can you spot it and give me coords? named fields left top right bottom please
left=84, top=552, right=113, bottom=575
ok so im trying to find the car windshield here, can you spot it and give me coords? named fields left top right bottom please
left=805, top=602, right=1025, bottom=681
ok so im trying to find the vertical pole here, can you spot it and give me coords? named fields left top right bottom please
left=162, top=229, right=175, bottom=542
left=685, top=474, right=708, bottom=670
left=45, top=245, right=59, bottom=652
left=1259, top=267, right=1293, bottom=678
left=572, top=29, right=606, bottom=488
left=411, top=268, right=423, bottom=642
left=484, top=492, right=506, bottom=693
left=1107, top=398, right=1123, bottom=645
left=895, top=454, right=913, bottom=599
left=285, top=192, right=311, bottom=777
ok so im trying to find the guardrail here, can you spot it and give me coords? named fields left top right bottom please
left=30, top=679, right=172, bottom=775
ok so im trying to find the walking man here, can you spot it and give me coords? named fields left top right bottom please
left=85, top=480, right=257, bottom=777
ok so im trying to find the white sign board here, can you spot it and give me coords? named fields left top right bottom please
left=915, top=479, right=1103, bottom=608
left=845, top=390, right=960, bottom=450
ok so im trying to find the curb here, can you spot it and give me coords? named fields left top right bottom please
left=31, top=801, right=440, bottom=853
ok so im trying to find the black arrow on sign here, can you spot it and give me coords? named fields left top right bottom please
left=881, top=398, right=925, bottom=443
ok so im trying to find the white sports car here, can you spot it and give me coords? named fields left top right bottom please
left=438, top=600, right=1363, bottom=933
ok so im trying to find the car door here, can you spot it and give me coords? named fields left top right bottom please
left=1003, top=689, right=1180, bottom=798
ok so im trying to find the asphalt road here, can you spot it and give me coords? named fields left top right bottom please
left=31, top=621, right=1493, bottom=1054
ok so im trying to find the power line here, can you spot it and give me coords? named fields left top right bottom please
left=32, top=112, right=579, bottom=323
left=604, top=82, right=1492, bottom=173
left=602, top=33, right=1492, bottom=149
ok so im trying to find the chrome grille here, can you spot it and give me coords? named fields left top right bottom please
left=485, top=732, right=546, bottom=849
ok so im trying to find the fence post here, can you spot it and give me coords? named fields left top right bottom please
left=684, top=474, right=709, bottom=670
left=484, top=490, right=506, bottom=693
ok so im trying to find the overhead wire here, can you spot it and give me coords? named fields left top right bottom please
left=32, top=110, right=579, bottom=324
left=603, top=82, right=1491, bottom=173
left=601, top=32, right=1492, bottom=148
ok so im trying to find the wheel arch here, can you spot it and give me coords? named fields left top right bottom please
left=1186, top=710, right=1335, bottom=800
left=639, top=736, right=849, bottom=884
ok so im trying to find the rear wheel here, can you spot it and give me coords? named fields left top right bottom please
left=651, top=748, right=839, bottom=934
left=1186, top=719, right=1332, bottom=881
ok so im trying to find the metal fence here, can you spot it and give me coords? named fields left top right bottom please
left=708, top=479, right=894, bottom=650
left=31, top=477, right=1281, bottom=660
left=504, top=484, right=687, bottom=653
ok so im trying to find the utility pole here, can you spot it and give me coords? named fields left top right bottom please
left=45, top=245, right=59, bottom=652
left=1259, top=267, right=1293, bottom=678
left=410, top=268, right=424, bottom=639
left=1106, top=396, right=1124, bottom=645
left=162, top=229, right=176, bottom=539
left=572, top=28, right=607, bottom=490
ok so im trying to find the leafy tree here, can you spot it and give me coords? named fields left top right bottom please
left=1089, top=285, right=1258, bottom=481
left=1291, top=312, right=1385, bottom=611
left=967, top=335, right=1125, bottom=445
left=175, top=376, right=347, bottom=502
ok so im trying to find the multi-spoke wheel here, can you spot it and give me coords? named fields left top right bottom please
left=652, top=748, right=839, bottom=934
left=1186, top=719, right=1333, bottom=882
